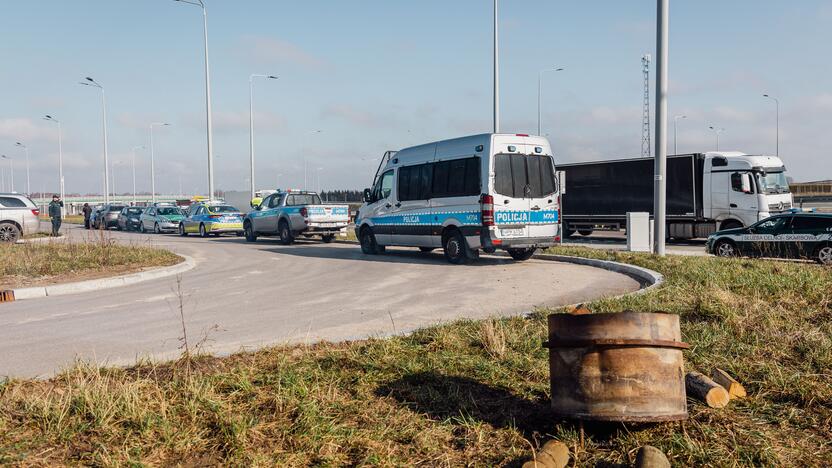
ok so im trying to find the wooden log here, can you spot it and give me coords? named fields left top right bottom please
left=522, top=440, right=570, bottom=468
left=711, top=368, right=746, bottom=398
left=635, top=445, right=671, bottom=468
left=685, top=371, right=730, bottom=408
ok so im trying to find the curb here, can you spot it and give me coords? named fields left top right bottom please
left=9, top=255, right=196, bottom=301
left=531, top=253, right=664, bottom=294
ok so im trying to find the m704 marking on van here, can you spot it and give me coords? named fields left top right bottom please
left=357, top=133, right=561, bottom=264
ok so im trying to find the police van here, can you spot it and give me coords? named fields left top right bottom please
left=356, top=133, right=560, bottom=264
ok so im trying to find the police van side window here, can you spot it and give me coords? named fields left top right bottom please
left=379, top=170, right=394, bottom=199
left=428, top=157, right=480, bottom=199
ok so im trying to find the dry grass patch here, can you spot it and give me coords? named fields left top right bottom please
left=1, top=249, right=830, bottom=466
left=0, top=233, right=180, bottom=289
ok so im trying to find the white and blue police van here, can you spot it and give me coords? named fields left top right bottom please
left=356, top=133, right=561, bottom=264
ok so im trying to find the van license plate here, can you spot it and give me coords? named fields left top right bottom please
left=500, top=228, right=524, bottom=237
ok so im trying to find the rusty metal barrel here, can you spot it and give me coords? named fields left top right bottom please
left=544, top=311, right=688, bottom=422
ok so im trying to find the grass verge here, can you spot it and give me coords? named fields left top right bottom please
left=1, top=248, right=830, bottom=466
left=0, top=234, right=181, bottom=289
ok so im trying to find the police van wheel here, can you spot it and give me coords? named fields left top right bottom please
left=715, top=239, right=737, bottom=258
left=815, top=245, right=832, bottom=265
left=179, top=224, right=188, bottom=237
left=508, top=247, right=537, bottom=261
left=199, top=224, right=209, bottom=238
left=279, top=221, right=294, bottom=245
left=443, top=230, right=474, bottom=265
left=321, top=234, right=335, bottom=243
left=244, top=223, right=257, bottom=242
left=359, top=228, right=382, bottom=254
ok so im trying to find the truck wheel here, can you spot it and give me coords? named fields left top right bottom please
left=279, top=221, right=294, bottom=245
left=507, top=247, right=537, bottom=261
left=578, top=229, right=594, bottom=236
left=244, top=222, right=257, bottom=242
left=179, top=224, right=188, bottom=237
left=321, top=234, right=335, bottom=243
left=360, top=227, right=380, bottom=254
left=815, top=245, right=832, bottom=266
left=0, top=222, right=21, bottom=243
left=199, top=223, right=209, bottom=238
left=443, top=230, right=475, bottom=265
left=714, top=239, right=737, bottom=258
left=418, top=247, right=435, bottom=253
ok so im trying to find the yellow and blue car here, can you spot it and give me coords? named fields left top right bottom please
left=178, top=203, right=245, bottom=237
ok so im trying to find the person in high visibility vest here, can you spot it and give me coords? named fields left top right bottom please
left=250, top=196, right=263, bottom=208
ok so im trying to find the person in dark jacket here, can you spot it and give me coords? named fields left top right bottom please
left=48, top=195, right=64, bottom=236
left=82, top=203, right=92, bottom=229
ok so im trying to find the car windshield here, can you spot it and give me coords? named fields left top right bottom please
left=158, top=207, right=183, bottom=216
left=756, top=171, right=790, bottom=194
left=208, top=205, right=239, bottom=214
left=127, top=208, right=143, bottom=215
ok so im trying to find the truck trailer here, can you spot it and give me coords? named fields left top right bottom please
left=559, top=151, right=793, bottom=239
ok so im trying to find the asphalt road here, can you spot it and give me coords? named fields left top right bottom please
left=1, top=225, right=640, bottom=378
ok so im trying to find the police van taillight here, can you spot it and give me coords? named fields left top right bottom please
left=481, top=194, right=494, bottom=226
left=300, top=207, right=308, bottom=217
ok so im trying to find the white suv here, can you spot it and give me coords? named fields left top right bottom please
left=0, top=193, right=41, bottom=242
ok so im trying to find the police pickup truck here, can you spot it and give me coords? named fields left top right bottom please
left=707, top=212, right=832, bottom=264
left=243, top=190, right=349, bottom=244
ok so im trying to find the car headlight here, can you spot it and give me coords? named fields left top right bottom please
left=130, top=218, right=139, bottom=222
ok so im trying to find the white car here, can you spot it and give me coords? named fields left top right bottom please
left=0, top=193, right=41, bottom=242
left=356, top=133, right=561, bottom=264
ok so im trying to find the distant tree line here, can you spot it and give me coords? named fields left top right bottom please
left=320, top=190, right=364, bottom=202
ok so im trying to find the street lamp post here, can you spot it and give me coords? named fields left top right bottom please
left=493, top=0, right=499, bottom=133
left=249, top=74, right=278, bottom=201
left=762, top=94, right=779, bottom=157
left=149, top=123, right=170, bottom=204
left=653, top=0, right=670, bottom=257
left=537, top=67, right=564, bottom=136
left=708, top=126, right=725, bottom=151
left=673, top=115, right=686, bottom=155
left=44, top=115, right=65, bottom=213
left=175, top=0, right=215, bottom=200
left=14, top=143, right=30, bottom=196
left=80, top=77, right=110, bottom=204
left=0, top=155, right=12, bottom=192
left=131, top=145, right=145, bottom=205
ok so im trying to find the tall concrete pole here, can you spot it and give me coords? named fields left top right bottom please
left=653, top=0, right=669, bottom=256
left=493, top=0, right=499, bottom=134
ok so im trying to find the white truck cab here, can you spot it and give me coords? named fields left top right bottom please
left=703, top=152, right=792, bottom=230
left=357, top=133, right=560, bottom=264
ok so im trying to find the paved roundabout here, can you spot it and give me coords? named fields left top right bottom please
left=0, top=225, right=641, bottom=378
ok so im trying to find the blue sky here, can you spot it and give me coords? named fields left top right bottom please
left=1, top=0, right=830, bottom=195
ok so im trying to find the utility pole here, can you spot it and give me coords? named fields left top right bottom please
left=641, top=54, right=652, bottom=158
left=653, top=0, right=669, bottom=256
left=493, top=0, right=499, bottom=134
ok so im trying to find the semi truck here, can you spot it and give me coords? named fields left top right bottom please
left=559, top=151, right=793, bottom=239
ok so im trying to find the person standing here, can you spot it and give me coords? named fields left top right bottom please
left=48, top=195, right=64, bottom=236
left=82, top=203, right=92, bottom=229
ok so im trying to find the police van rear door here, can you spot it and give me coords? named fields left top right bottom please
left=525, top=151, right=559, bottom=239
left=493, top=148, right=531, bottom=240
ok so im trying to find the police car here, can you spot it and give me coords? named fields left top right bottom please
left=706, top=212, right=832, bottom=264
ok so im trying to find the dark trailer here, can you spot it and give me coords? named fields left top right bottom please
left=559, top=154, right=707, bottom=237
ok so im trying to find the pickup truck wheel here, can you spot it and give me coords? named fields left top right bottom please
left=199, top=223, right=209, bottom=238
left=507, top=247, right=537, bottom=261
left=0, top=222, right=21, bottom=243
left=443, top=230, right=474, bottom=265
left=714, top=239, right=737, bottom=258
left=359, top=228, right=383, bottom=254
left=815, top=245, right=832, bottom=265
left=321, top=234, right=335, bottom=243
left=279, top=221, right=294, bottom=245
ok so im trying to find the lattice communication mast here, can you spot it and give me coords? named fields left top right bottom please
left=641, top=54, right=652, bottom=158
